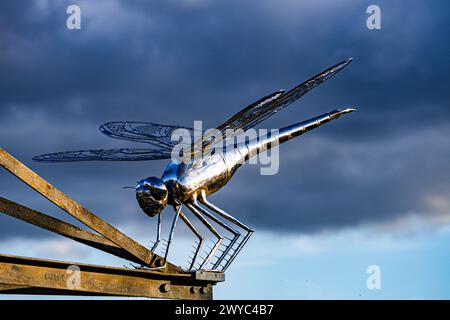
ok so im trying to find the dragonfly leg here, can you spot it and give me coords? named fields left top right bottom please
left=178, top=208, right=203, bottom=270
left=186, top=201, right=224, bottom=269
left=159, top=205, right=181, bottom=268
left=198, top=192, right=254, bottom=271
left=191, top=199, right=240, bottom=269
left=150, top=212, right=162, bottom=253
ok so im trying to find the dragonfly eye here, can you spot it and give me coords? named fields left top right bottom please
left=136, top=177, right=168, bottom=217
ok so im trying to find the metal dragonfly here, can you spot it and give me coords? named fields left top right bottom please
left=34, top=58, right=356, bottom=271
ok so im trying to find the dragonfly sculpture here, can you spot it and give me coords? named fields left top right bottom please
left=34, top=58, right=355, bottom=271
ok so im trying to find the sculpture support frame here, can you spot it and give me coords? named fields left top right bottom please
left=0, top=148, right=223, bottom=299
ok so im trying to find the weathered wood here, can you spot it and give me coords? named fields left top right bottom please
left=0, top=197, right=148, bottom=266
left=0, top=148, right=162, bottom=269
left=0, top=283, right=30, bottom=291
left=0, top=254, right=212, bottom=299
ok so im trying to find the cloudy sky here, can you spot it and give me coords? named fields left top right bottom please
left=1, top=0, right=449, bottom=299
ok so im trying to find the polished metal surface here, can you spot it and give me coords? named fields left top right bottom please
left=33, top=59, right=356, bottom=271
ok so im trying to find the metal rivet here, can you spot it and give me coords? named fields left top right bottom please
left=200, top=287, right=208, bottom=294
left=190, top=286, right=199, bottom=294
left=160, top=283, right=171, bottom=293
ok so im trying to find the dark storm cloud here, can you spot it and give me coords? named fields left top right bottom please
left=1, top=0, right=449, bottom=239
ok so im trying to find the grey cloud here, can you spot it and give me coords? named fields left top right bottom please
left=1, top=0, right=450, bottom=240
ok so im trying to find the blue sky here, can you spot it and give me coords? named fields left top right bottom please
left=0, top=0, right=449, bottom=299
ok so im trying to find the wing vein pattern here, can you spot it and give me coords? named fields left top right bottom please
left=192, top=58, right=352, bottom=152
left=33, top=59, right=352, bottom=162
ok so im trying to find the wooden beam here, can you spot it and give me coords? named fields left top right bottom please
left=0, top=254, right=212, bottom=300
left=0, top=283, right=30, bottom=291
left=0, top=197, right=151, bottom=266
left=0, top=148, right=159, bottom=268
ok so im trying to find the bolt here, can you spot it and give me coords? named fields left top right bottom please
left=160, top=283, right=171, bottom=293
left=190, top=286, right=199, bottom=294
left=154, top=259, right=163, bottom=267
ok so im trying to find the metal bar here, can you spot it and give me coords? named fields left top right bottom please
left=0, top=197, right=147, bottom=266
left=0, top=148, right=158, bottom=268
left=0, top=253, right=212, bottom=300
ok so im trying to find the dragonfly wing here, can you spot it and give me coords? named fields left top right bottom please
left=33, top=148, right=172, bottom=162
left=193, top=58, right=352, bottom=153
left=238, top=58, right=353, bottom=132
left=100, top=121, right=194, bottom=149
left=190, top=90, right=285, bottom=153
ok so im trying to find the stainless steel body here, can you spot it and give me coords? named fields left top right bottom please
left=162, top=108, right=354, bottom=205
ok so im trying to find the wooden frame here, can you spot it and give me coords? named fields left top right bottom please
left=0, top=148, right=224, bottom=299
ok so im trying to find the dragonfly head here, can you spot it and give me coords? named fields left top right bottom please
left=136, top=177, right=168, bottom=217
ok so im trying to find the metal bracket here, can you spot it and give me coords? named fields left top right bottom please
left=195, top=270, right=226, bottom=282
